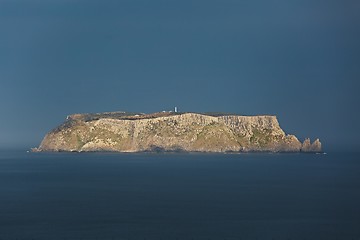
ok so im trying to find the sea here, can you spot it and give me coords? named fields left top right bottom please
left=0, top=150, right=359, bottom=240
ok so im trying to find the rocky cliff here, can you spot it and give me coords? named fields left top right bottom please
left=35, top=111, right=322, bottom=153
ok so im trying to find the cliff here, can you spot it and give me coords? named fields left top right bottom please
left=35, top=111, right=322, bottom=153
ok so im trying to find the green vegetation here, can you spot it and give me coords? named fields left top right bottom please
left=76, top=134, right=85, bottom=149
left=193, top=123, right=239, bottom=150
left=250, top=128, right=274, bottom=147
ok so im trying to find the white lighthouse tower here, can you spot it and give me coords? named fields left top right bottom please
left=174, top=107, right=177, bottom=113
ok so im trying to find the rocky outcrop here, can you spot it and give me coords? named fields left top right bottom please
left=35, top=111, right=322, bottom=153
left=301, top=138, right=322, bottom=153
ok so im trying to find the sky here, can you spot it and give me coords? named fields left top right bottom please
left=0, top=0, right=359, bottom=150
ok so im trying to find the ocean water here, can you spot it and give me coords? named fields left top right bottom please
left=0, top=151, right=359, bottom=240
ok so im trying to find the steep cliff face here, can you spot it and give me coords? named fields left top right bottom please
left=37, top=112, right=321, bottom=153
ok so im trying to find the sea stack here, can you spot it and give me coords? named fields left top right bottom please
left=301, top=138, right=322, bottom=153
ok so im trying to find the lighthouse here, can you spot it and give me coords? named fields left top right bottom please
left=174, top=107, right=177, bottom=113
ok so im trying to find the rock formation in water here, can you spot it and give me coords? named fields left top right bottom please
left=301, top=138, right=322, bottom=153
left=35, top=111, right=322, bottom=153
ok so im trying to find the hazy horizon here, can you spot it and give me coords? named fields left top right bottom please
left=1, top=0, right=359, bottom=151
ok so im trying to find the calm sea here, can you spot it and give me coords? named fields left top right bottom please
left=0, top=150, right=359, bottom=240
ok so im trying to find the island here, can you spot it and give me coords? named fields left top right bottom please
left=33, top=111, right=322, bottom=153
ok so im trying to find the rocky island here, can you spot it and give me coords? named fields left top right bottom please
left=34, top=111, right=322, bottom=153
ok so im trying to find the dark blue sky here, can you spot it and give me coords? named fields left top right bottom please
left=1, top=0, right=359, bottom=150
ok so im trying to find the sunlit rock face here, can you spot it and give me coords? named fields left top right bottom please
left=301, top=138, right=322, bottom=153
left=36, top=111, right=321, bottom=153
